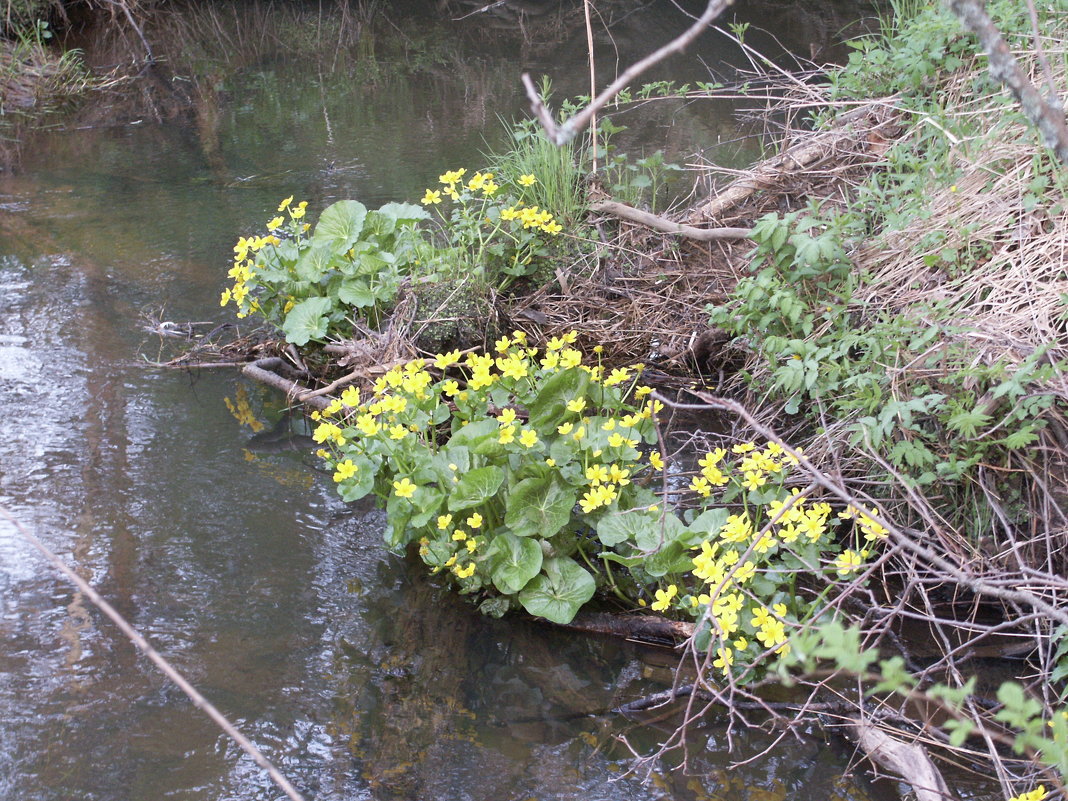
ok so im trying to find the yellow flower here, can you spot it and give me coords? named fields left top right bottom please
left=393, top=478, right=417, bottom=498
left=585, top=464, right=609, bottom=486
left=340, top=386, right=360, bottom=407
left=332, top=459, right=357, bottom=483
left=649, top=451, right=664, bottom=470
left=518, top=174, right=537, bottom=186
left=742, top=471, right=767, bottom=492
left=834, top=549, right=865, bottom=576
left=437, top=514, right=453, bottom=530
left=421, top=188, right=442, bottom=205
left=434, top=350, right=461, bottom=369
left=388, top=425, right=408, bottom=440
left=356, top=414, right=380, bottom=437
left=452, top=529, right=468, bottom=541
left=313, top=422, right=345, bottom=445
left=1009, top=787, right=1048, bottom=801
left=566, top=398, right=586, bottom=414
left=497, top=407, right=517, bottom=425
left=278, top=195, right=293, bottom=211
left=519, top=429, right=539, bottom=448
left=557, top=422, right=574, bottom=435
left=689, top=476, right=712, bottom=498
left=266, top=216, right=284, bottom=231
left=454, top=562, right=476, bottom=579
left=498, top=425, right=516, bottom=444
left=712, top=647, right=734, bottom=673
left=732, top=442, right=756, bottom=454
left=220, top=288, right=231, bottom=307
left=650, top=584, right=678, bottom=612
left=290, top=201, right=308, bottom=219
left=466, top=513, right=483, bottom=529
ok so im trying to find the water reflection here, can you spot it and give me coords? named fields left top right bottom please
left=0, top=1, right=880, bottom=799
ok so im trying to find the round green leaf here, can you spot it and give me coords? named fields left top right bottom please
left=447, top=466, right=505, bottom=511
left=504, top=476, right=576, bottom=538
left=311, top=200, right=367, bottom=252
left=518, top=557, right=596, bottom=624
left=281, top=296, right=332, bottom=346
left=485, top=531, right=543, bottom=594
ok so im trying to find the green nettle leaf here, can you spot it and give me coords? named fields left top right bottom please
left=596, top=509, right=660, bottom=547
left=281, top=296, right=333, bottom=345
left=518, top=557, right=596, bottom=624
left=485, top=531, right=543, bottom=594
left=338, top=277, right=376, bottom=308
left=527, top=368, right=590, bottom=430
left=312, top=200, right=368, bottom=252
left=505, top=476, right=576, bottom=538
left=295, top=245, right=336, bottom=282
left=448, top=466, right=505, bottom=511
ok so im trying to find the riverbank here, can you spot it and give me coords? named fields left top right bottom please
left=218, top=1, right=1068, bottom=796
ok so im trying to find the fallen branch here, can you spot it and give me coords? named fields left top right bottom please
left=687, top=101, right=901, bottom=224
left=562, top=611, right=694, bottom=644
left=242, top=357, right=333, bottom=412
left=0, top=503, right=307, bottom=801
left=849, top=717, right=954, bottom=801
left=590, top=200, right=752, bottom=240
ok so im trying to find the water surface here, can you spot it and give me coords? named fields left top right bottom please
left=1, top=3, right=879, bottom=799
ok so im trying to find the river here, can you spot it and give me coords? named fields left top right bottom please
left=0, top=2, right=881, bottom=798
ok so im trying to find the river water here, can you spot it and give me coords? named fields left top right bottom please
left=1, top=2, right=880, bottom=799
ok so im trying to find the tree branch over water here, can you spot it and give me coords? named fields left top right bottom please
left=945, top=0, right=1068, bottom=165
left=522, top=0, right=735, bottom=145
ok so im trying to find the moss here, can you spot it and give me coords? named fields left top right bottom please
left=410, top=279, right=500, bottom=355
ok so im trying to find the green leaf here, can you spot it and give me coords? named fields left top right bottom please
left=685, top=508, right=729, bottom=546
left=633, top=512, right=686, bottom=552
left=295, top=245, right=336, bottom=282
left=281, top=296, right=332, bottom=346
left=447, top=466, right=505, bottom=511
left=518, top=557, right=596, bottom=624
left=596, top=509, right=659, bottom=547
left=505, top=476, right=576, bottom=538
left=374, top=201, right=429, bottom=231
left=527, top=368, right=590, bottom=430
left=485, top=532, right=543, bottom=594
left=338, top=277, right=376, bottom=308
left=643, top=540, right=692, bottom=577
left=311, top=200, right=367, bottom=252
left=337, top=455, right=376, bottom=502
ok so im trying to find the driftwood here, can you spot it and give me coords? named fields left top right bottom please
left=562, top=611, right=694, bottom=645
left=242, top=357, right=333, bottom=412
left=590, top=200, right=752, bottom=241
left=686, top=101, right=901, bottom=225
left=849, top=718, right=954, bottom=801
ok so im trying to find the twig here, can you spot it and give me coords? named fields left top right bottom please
left=945, top=0, right=1068, bottom=165
left=591, top=199, right=752, bottom=240
left=522, top=0, right=734, bottom=145
left=0, top=503, right=307, bottom=801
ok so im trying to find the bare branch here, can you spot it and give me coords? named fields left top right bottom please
left=0, top=503, right=307, bottom=801
left=945, top=0, right=1068, bottom=165
left=522, top=0, right=735, bottom=146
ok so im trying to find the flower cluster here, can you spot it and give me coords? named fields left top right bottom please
left=311, top=331, right=664, bottom=624
left=420, top=166, right=564, bottom=285
left=642, top=439, right=890, bottom=678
